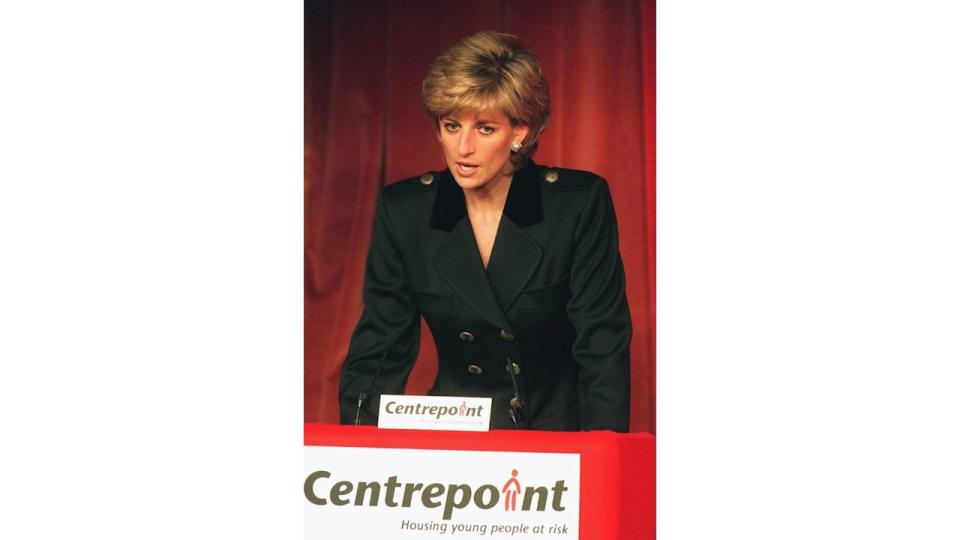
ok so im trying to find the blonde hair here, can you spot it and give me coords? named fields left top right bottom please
left=421, top=31, right=551, bottom=167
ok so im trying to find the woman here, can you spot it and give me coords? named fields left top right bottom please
left=338, top=31, right=631, bottom=431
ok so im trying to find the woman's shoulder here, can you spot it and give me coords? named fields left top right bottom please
left=374, top=171, right=443, bottom=228
left=530, top=163, right=606, bottom=193
left=381, top=170, right=442, bottom=196
left=531, top=164, right=617, bottom=222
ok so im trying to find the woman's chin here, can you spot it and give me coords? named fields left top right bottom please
left=451, top=173, right=487, bottom=191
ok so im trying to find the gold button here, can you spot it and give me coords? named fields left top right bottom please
left=420, top=173, right=434, bottom=185
left=467, top=364, right=482, bottom=375
left=458, top=331, right=474, bottom=342
left=500, top=329, right=514, bottom=341
left=505, top=362, right=520, bottom=375
left=509, top=397, right=522, bottom=409
left=544, top=170, right=559, bottom=183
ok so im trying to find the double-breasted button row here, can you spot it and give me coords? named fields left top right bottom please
left=466, top=362, right=519, bottom=376
left=459, top=329, right=514, bottom=342
left=466, top=364, right=519, bottom=376
left=460, top=329, right=516, bottom=376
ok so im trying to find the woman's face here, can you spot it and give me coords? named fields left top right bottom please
left=437, top=109, right=529, bottom=192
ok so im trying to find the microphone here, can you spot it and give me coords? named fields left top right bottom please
left=353, top=392, right=368, bottom=426
left=505, top=356, right=526, bottom=429
left=354, top=340, right=392, bottom=426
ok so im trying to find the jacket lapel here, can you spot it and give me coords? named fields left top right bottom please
left=486, top=163, right=543, bottom=311
left=434, top=218, right=514, bottom=332
left=485, top=215, right=542, bottom=313
left=430, top=163, right=545, bottom=330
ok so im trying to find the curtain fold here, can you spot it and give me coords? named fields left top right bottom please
left=306, top=0, right=656, bottom=433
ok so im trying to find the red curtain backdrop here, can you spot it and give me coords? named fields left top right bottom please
left=305, top=0, right=656, bottom=433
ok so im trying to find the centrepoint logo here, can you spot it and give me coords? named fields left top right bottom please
left=383, top=400, right=485, bottom=420
left=304, top=468, right=568, bottom=520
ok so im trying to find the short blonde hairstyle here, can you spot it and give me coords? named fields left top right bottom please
left=421, top=31, right=551, bottom=167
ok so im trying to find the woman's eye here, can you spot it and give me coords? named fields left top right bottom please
left=478, top=126, right=495, bottom=135
left=443, top=122, right=460, bottom=132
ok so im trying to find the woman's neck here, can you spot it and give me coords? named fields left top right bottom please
left=463, top=171, right=512, bottom=222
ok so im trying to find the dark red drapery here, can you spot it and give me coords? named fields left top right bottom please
left=305, top=0, right=656, bottom=433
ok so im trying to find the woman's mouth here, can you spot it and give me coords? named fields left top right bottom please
left=456, top=162, right=479, bottom=176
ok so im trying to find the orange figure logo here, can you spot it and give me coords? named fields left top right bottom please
left=501, top=469, right=521, bottom=511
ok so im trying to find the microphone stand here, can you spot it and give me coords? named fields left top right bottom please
left=506, top=356, right=526, bottom=429
left=354, top=341, right=392, bottom=426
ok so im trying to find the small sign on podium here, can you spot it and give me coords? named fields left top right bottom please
left=377, top=394, right=492, bottom=431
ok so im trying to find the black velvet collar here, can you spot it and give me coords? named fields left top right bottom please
left=429, top=161, right=543, bottom=232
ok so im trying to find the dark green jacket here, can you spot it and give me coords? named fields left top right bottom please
left=339, top=161, right=631, bottom=431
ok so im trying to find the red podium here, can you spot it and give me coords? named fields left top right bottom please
left=305, top=423, right=655, bottom=540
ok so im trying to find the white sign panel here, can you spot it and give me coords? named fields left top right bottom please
left=378, top=394, right=493, bottom=432
left=304, top=446, right=580, bottom=540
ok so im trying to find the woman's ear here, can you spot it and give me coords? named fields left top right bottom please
left=514, top=124, right=530, bottom=144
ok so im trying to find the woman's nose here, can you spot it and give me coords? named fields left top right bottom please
left=457, top=131, right=475, bottom=156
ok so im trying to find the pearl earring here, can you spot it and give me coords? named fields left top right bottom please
left=510, top=140, right=522, bottom=152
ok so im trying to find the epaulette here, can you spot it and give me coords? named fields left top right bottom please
left=383, top=171, right=440, bottom=194
left=538, top=166, right=600, bottom=191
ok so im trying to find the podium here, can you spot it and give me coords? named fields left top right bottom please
left=304, top=423, right=654, bottom=540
